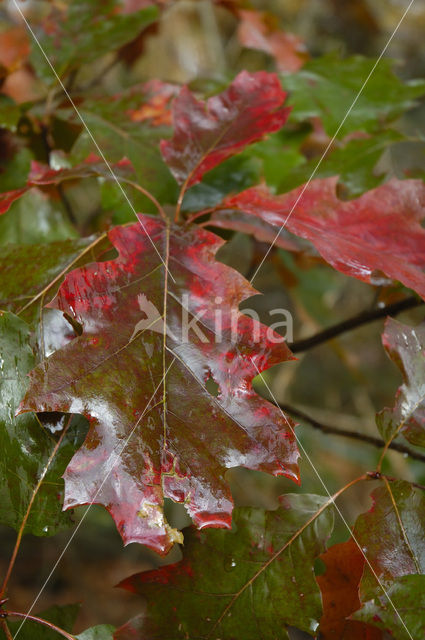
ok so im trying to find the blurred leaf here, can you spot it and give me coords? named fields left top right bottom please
left=181, top=154, right=260, bottom=213
left=284, top=55, right=425, bottom=137
left=118, top=494, right=334, bottom=639
left=278, top=130, right=403, bottom=197
left=32, top=2, right=158, bottom=82
left=77, top=625, right=116, bottom=639
left=0, top=189, right=77, bottom=244
left=238, top=10, right=308, bottom=73
left=67, top=97, right=176, bottom=204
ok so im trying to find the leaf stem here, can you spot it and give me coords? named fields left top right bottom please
left=4, top=611, right=77, bottom=640
left=278, top=403, right=425, bottom=463
left=207, top=473, right=367, bottom=637
left=0, top=619, right=13, bottom=640
left=0, top=415, right=73, bottom=599
left=288, top=295, right=424, bottom=353
left=120, top=178, right=167, bottom=221
left=174, top=176, right=191, bottom=223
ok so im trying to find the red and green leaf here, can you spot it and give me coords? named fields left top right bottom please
left=20, top=217, right=299, bottom=553
left=118, top=494, right=334, bottom=639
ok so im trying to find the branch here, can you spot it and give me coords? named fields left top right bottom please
left=278, top=402, right=425, bottom=463
left=288, top=296, right=424, bottom=354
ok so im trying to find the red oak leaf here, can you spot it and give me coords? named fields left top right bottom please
left=318, top=539, right=382, bottom=639
left=20, top=216, right=299, bottom=554
left=211, top=177, right=425, bottom=299
left=160, top=70, right=290, bottom=187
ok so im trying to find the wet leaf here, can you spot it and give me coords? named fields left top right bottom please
left=160, top=70, right=290, bottom=187
left=0, top=312, right=87, bottom=536
left=377, top=318, right=425, bottom=448
left=0, top=236, right=102, bottom=316
left=352, top=574, right=425, bottom=640
left=118, top=494, right=334, bottom=639
left=20, top=216, right=299, bottom=553
left=353, top=480, right=425, bottom=600
left=212, top=178, right=425, bottom=299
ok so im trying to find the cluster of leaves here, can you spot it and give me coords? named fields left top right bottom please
left=0, top=1, right=425, bottom=639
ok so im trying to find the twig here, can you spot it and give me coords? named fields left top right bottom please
left=288, top=296, right=424, bottom=353
left=5, top=611, right=77, bottom=640
left=277, top=402, right=425, bottom=463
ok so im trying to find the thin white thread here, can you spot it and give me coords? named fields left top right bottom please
left=252, top=361, right=414, bottom=640
left=12, top=0, right=176, bottom=283
left=13, top=358, right=176, bottom=639
left=249, top=0, right=416, bottom=285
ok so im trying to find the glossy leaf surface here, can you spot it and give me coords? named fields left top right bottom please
left=160, top=71, right=290, bottom=187
left=352, top=574, right=425, bottom=640
left=118, top=494, right=334, bottom=639
left=20, top=216, right=299, bottom=553
left=377, top=318, right=425, bottom=448
left=353, top=481, right=425, bottom=599
left=213, top=178, right=425, bottom=299
left=0, top=312, right=87, bottom=536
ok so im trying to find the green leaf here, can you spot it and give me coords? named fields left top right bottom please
left=32, top=2, right=158, bottom=82
left=278, top=130, right=403, bottom=197
left=4, top=604, right=80, bottom=640
left=77, top=625, right=116, bottom=640
left=67, top=98, right=177, bottom=206
left=0, top=236, right=101, bottom=318
left=118, top=494, right=334, bottom=638
left=377, top=318, right=425, bottom=448
left=352, top=575, right=425, bottom=640
left=0, top=189, right=78, bottom=245
left=181, top=154, right=261, bottom=213
left=0, top=312, right=87, bottom=535
left=284, top=54, right=425, bottom=137
left=353, top=480, right=425, bottom=599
